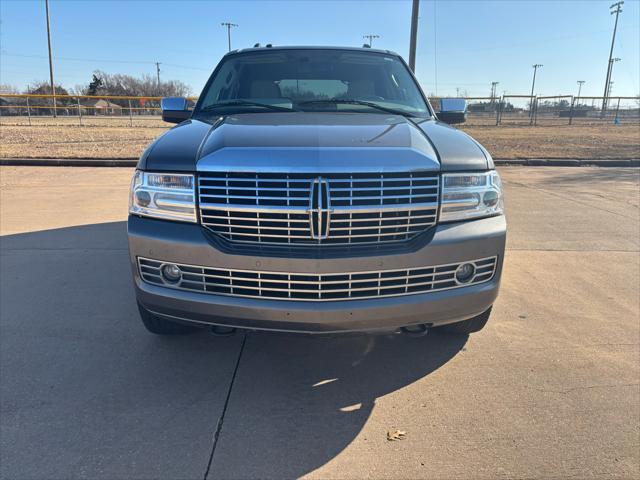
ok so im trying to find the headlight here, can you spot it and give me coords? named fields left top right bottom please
left=439, top=171, right=504, bottom=222
left=129, top=171, right=196, bottom=223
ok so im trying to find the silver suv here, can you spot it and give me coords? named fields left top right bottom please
left=128, top=46, right=506, bottom=336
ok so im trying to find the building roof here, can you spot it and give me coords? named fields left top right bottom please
left=80, top=99, right=122, bottom=108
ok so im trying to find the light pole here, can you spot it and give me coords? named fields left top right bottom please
left=363, top=34, right=380, bottom=48
left=529, top=64, right=543, bottom=118
left=44, top=0, right=56, bottom=117
left=221, top=22, right=238, bottom=52
left=602, top=1, right=623, bottom=113
left=408, top=0, right=420, bottom=72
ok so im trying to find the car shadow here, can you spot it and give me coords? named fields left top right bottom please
left=0, top=221, right=466, bottom=479
left=209, top=328, right=466, bottom=479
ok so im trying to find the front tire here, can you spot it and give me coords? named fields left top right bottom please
left=137, top=302, right=199, bottom=335
left=436, top=307, right=492, bottom=335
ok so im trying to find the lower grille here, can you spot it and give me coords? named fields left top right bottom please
left=138, top=256, right=497, bottom=302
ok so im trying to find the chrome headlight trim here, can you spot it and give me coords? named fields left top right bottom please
left=439, top=170, right=504, bottom=222
left=129, top=170, right=196, bottom=223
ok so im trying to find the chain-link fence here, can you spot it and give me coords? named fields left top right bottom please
left=2, top=93, right=639, bottom=127
left=0, top=94, right=197, bottom=127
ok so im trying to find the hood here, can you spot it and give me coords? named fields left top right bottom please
left=416, top=120, right=491, bottom=171
left=141, top=113, right=489, bottom=172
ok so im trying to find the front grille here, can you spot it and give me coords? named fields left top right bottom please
left=198, top=172, right=439, bottom=246
left=138, top=256, right=497, bottom=302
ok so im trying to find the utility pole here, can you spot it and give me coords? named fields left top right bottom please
left=44, top=0, right=56, bottom=117
left=490, top=81, right=499, bottom=103
left=155, top=62, right=161, bottom=88
left=602, top=1, right=623, bottom=114
left=363, top=34, right=380, bottom=48
left=221, top=22, right=238, bottom=52
left=529, top=64, right=543, bottom=118
left=408, top=0, right=420, bottom=72
left=576, top=80, right=585, bottom=101
left=604, top=57, right=621, bottom=110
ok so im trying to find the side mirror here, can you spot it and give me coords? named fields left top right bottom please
left=161, top=97, right=191, bottom=124
left=437, top=98, right=467, bottom=125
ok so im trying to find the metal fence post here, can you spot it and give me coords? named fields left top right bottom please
left=128, top=99, right=133, bottom=127
left=26, top=96, right=32, bottom=126
left=76, top=96, right=82, bottom=125
left=614, top=97, right=621, bottom=123
left=568, top=96, right=575, bottom=125
left=530, top=97, right=537, bottom=126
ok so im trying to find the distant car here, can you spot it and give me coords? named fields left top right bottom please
left=128, top=46, right=505, bottom=336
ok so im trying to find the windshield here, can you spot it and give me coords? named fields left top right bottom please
left=196, top=49, right=431, bottom=117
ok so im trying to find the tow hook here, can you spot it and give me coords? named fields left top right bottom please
left=400, top=324, right=430, bottom=337
left=210, top=325, right=237, bottom=336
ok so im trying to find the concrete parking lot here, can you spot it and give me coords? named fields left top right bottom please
left=1, top=166, right=638, bottom=479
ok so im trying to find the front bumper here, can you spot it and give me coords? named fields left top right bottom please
left=128, top=215, right=506, bottom=333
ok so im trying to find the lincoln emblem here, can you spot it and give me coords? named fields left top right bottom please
left=308, top=177, right=332, bottom=240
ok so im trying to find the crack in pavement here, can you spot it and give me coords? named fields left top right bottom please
left=534, top=383, right=639, bottom=395
left=203, top=332, right=248, bottom=480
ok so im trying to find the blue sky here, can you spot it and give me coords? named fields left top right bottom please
left=1, top=0, right=639, bottom=98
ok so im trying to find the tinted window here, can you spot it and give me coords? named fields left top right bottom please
left=197, top=49, right=430, bottom=116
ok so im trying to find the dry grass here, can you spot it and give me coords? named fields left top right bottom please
left=0, top=124, right=165, bottom=158
left=461, top=124, right=640, bottom=159
left=1, top=118, right=638, bottom=159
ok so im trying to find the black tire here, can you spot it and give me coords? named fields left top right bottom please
left=437, top=307, right=492, bottom=335
left=137, top=302, right=199, bottom=335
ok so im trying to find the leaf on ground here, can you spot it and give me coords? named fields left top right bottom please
left=387, top=429, right=407, bottom=441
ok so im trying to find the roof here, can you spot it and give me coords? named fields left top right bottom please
left=80, top=99, right=122, bottom=108
left=227, top=45, right=400, bottom=57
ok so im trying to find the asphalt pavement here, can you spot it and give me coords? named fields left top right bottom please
left=1, top=166, right=638, bottom=479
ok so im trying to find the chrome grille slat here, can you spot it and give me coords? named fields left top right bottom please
left=198, top=172, right=439, bottom=245
left=138, top=256, right=497, bottom=302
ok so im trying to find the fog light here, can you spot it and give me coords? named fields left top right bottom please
left=455, top=263, right=475, bottom=284
left=483, top=190, right=499, bottom=207
left=161, top=263, right=182, bottom=283
left=135, top=190, right=152, bottom=207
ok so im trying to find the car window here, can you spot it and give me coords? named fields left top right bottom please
left=277, top=79, right=347, bottom=100
left=196, top=49, right=430, bottom=116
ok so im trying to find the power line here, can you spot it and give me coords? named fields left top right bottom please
left=2, top=52, right=210, bottom=71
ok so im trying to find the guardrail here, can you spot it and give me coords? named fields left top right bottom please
left=1, top=93, right=638, bottom=127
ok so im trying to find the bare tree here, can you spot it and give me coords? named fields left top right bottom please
left=87, top=70, right=191, bottom=98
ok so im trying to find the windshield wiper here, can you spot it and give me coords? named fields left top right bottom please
left=298, top=99, right=412, bottom=117
left=199, top=100, right=298, bottom=113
